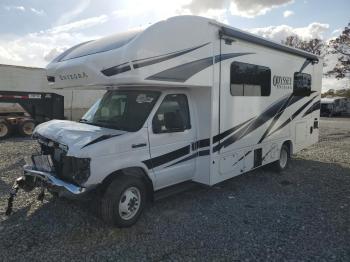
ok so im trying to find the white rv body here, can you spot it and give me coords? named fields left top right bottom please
left=27, top=16, right=322, bottom=196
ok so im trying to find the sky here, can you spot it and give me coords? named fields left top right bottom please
left=0, top=0, right=349, bottom=90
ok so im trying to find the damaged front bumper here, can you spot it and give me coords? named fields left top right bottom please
left=23, top=165, right=86, bottom=194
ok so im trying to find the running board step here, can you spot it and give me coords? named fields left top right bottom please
left=154, top=181, right=199, bottom=201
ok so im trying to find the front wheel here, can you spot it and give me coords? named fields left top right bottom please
left=272, top=144, right=290, bottom=172
left=100, top=175, right=147, bottom=227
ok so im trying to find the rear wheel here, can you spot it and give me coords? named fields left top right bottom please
left=0, top=121, right=11, bottom=139
left=272, top=144, right=290, bottom=172
left=100, top=175, right=147, bottom=227
left=19, top=120, right=35, bottom=136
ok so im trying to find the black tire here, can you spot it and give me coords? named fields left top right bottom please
left=272, top=144, right=290, bottom=172
left=100, top=175, right=147, bottom=227
left=0, top=121, right=11, bottom=139
left=18, top=120, right=35, bottom=137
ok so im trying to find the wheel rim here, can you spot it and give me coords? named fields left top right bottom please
left=118, top=186, right=141, bottom=220
left=280, top=148, right=288, bottom=168
left=0, top=123, right=8, bottom=138
left=22, top=122, right=35, bottom=136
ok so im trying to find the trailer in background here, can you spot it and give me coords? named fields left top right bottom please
left=0, top=64, right=105, bottom=121
left=321, top=97, right=349, bottom=117
left=0, top=91, right=64, bottom=139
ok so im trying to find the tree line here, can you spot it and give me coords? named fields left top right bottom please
left=281, top=22, right=350, bottom=97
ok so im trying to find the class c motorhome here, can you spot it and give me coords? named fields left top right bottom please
left=13, top=16, right=322, bottom=227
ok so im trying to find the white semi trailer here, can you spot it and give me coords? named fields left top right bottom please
left=0, top=64, right=105, bottom=121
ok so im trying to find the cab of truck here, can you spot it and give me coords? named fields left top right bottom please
left=23, top=87, right=201, bottom=227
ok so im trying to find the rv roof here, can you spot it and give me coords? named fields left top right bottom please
left=52, top=29, right=142, bottom=63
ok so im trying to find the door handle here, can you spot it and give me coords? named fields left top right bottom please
left=132, top=143, right=147, bottom=148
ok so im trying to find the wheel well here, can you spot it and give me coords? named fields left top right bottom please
left=98, top=167, right=154, bottom=201
left=282, top=140, right=293, bottom=155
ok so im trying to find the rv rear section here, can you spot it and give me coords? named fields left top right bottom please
left=8, top=16, right=322, bottom=227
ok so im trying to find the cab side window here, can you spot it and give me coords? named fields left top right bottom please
left=152, top=94, right=191, bottom=133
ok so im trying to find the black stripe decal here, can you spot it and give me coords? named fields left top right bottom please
left=133, top=43, right=210, bottom=69
left=232, top=150, right=251, bottom=167
left=302, top=100, right=320, bottom=117
left=101, top=63, right=131, bottom=77
left=143, top=145, right=190, bottom=169
left=213, top=95, right=292, bottom=152
left=82, top=134, right=122, bottom=148
left=146, top=53, right=253, bottom=82
left=192, top=138, right=210, bottom=150
left=213, top=117, right=254, bottom=144
left=262, top=147, right=274, bottom=162
left=258, top=94, right=294, bottom=143
left=267, top=96, right=318, bottom=138
left=165, top=149, right=210, bottom=168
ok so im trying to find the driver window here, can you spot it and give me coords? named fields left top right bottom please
left=152, top=94, right=191, bottom=133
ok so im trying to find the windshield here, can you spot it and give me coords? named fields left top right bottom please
left=81, top=90, right=160, bottom=132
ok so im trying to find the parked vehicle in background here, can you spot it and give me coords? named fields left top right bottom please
left=321, top=97, right=349, bottom=117
left=0, top=91, right=64, bottom=139
left=12, top=16, right=322, bottom=227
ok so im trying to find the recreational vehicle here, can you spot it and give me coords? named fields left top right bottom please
left=9, top=16, right=322, bottom=227
left=320, top=97, right=348, bottom=117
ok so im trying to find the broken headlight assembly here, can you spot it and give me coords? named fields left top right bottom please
left=61, top=157, right=91, bottom=186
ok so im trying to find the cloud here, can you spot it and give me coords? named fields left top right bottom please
left=180, top=0, right=294, bottom=18
left=248, top=22, right=330, bottom=42
left=229, top=0, right=294, bottom=18
left=49, top=15, right=108, bottom=34
left=30, top=8, right=45, bottom=16
left=283, top=10, right=294, bottom=17
left=4, top=6, right=25, bottom=12
left=0, top=15, right=109, bottom=67
left=322, top=77, right=348, bottom=92
left=56, top=0, right=91, bottom=25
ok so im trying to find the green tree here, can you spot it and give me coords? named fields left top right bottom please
left=327, top=22, right=350, bottom=79
left=282, top=35, right=324, bottom=55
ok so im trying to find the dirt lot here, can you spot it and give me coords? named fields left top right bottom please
left=0, top=118, right=349, bottom=261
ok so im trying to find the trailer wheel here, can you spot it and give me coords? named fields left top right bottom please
left=0, top=121, right=11, bottom=139
left=100, top=175, right=147, bottom=227
left=19, top=120, right=35, bottom=136
left=272, top=144, right=290, bottom=172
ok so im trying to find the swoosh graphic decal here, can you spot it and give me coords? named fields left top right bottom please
left=146, top=53, right=253, bottom=82
left=82, top=134, right=122, bottom=148
left=302, top=100, right=320, bottom=117
left=133, top=42, right=210, bottom=69
left=267, top=95, right=318, bottom=138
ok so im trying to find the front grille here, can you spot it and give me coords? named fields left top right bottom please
left=37, top=136, right=90, bottom=186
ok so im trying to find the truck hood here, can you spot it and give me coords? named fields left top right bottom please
left=34, top=120, right=127, bottom=149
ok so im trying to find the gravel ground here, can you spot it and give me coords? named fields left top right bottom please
left=0, top=118, right=349, bottom=261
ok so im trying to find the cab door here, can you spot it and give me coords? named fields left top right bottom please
left=148, top=93, right=196, bottom=189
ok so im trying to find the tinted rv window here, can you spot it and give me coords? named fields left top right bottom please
left=293, top=72, right=311, bottom=96
left=230, top=62, right=271, bottom=96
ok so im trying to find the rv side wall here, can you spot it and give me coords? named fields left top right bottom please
left=209, top=36, right=321, bottom=185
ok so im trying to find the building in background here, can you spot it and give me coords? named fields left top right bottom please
left=0, top=64, right=105, bottom=120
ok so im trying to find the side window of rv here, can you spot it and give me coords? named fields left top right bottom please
left=293, top=72, right=311, bottom=96
left=230, top=62, right=271, bottom=96
left=152, top=94, right=191, bottom=133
